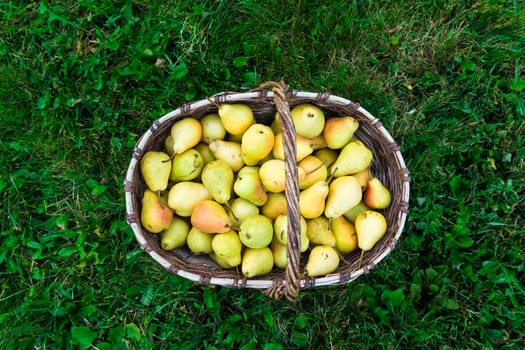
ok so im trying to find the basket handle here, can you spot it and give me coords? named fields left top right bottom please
left=258, top=81, right=302, bottom=302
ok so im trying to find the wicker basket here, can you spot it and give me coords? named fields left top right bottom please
left=124, top=81, right=410, bottom=301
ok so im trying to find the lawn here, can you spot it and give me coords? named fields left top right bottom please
left=1, top=1, right=524, bottom=349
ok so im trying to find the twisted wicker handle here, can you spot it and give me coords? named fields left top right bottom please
left=258, top=81, right=302, bottom=302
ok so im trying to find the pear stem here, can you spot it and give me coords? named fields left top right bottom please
left=157, top=190, right=165, bottom=209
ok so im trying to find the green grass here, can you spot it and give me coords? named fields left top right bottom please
left=1, top=0, right=524, bottom=349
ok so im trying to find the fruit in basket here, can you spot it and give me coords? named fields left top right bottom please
left=211, top=230, right=242, bottom=267
left=209, top=140, right=244, bottom=172
left=273, top=214, right=309, bottom=252
left=272, top=133, right=314, bottom=162
left=290, top=103, right=325, bottom=138
left=331, top=140, right=373, bottom=176
left=305, top=245, right=340, bottom=277
left=186, top=227, right=214, bottom=255
left=242, top=247, right=274, bottom=278
left=355, top=210, right=387, bottom=251
left=140, top=151, right=172, bottom=192
left=200, top=113, right=226, bottom=144
left=167, top=181, right=211, bottom=217
left=191, top=199, right=231, bottom=234
left=228, top=197, right=259, bottom=226
left=331, top=215, right=358, bottom=254
left=324, top=176, right=362, bottom=218
left=241, top=123, right=275, bottom=165
left=299, top=180, right=329, bottom=219
left=271, top=238, right=287, bottom=269
left=323, top=116, right=359, bottom=149
left=195, top=143, right=216, bottom=166
left=233, top=169, right=267, bottom=206
left=170, top=117, right=202, bottom=155
left=354, top=167, right=371, bottom=191
left=306, top=216, right=336, bottom=247
left=161, top=216, right=190, bottom=250
left=201, top=159, right=234, bottom=204
left=313, top=148, right=338, bottom=170
left=298, top=155, right=328, bottom=189
left=239, top=214, right=274, bottom=249
left=364, top=177, right=392, bottom=209
left=169, top=149, right=204, bottom=182
left=141, top=189, right=173, bottom=233
left=261, top=192, right=287, bottom=220
left=217, top=103, right=255, bottom=135
left=343, top=200, right=369, bottom=223
left=259, top=159, right=301, bottom=193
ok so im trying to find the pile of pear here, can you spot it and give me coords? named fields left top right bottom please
left=138, top=102, right=393, bottom=279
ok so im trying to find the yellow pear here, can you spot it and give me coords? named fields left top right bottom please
left=140, top=189, right=173, bottom=233
left=331, top=215, right=357, bottom=254
left=323, top=116, right=359, bottom=149
left=364, top=177, right=392, bottom=209
left=343, top=200, right=370, bottom=223
left=208, top=139, right=244, bottom=172
left=186, top=227, right=214, bottom=255
left=273, top=214, right=309, bottom=252
left=307, top=134, right=328, bottom=150
left=313, top=148, right=338, bottom=169
left=305, top=245, right=340, bottom=277
left=306, top=216, right=336, bottom=247
left=239, top=214, right=274, bottom=249
left=167, top=181, right=211, bottom=217
left=200, top=159, right=234, bottom=204
left=242, top=247, right=274, bottom=278
left=261, top=192, right=288, bottom=220
left=324, top=176, right=363, bottom=218
left=200, top=113, right=226, bottom=144
left=169, top=149, right=204, bottom=182
left=331, top=140, right=373, bottom=177
left=271, top=112, right=282, bottom=134
left=272, top=133, right=314, bottom=162
left=354, top=167, right=371, bottom=191
left=228, top=197, right=259, bottom=227
left=355, top=210, right=387, bottom=251
left=194, top=142, right=216, bottom=167
left=271, top=238, right=287, bottom=269
left=217, top=103, right=255, bottom=135
left=241, top=123, right=275, bottom=165
left=211, top=229, right=242, bottom=267
left=233, top=168, right=268, bottom=206
left=290, top=103, right=325, bottom=138
left=190, top=200, right=231, bottom=234
left=298, top=155, right=328, bottom=189
left=160, top=216, right=189, bottom=250
left=140, top=151, right=172, bottom=192
left=170, top=117, right=202, bottom=155
left=299, top=180, right=329, bottom=219
left=164, top=135, right=174, bottom=156
left=259, top=159, right=305, bottom=193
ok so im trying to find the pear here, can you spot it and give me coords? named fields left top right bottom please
left=271, top=238, right=287, bottom=269
left=217, top=103, right=255, bottom=135
left=323, top=116, right=359, bottom=149
left=200, top=159, right=234, bottom=204
left=140, top=151, right=172, bottom=192
left=354, top=167, right=371, bottom=191
left=299, top=180, right=329, bottom=219
left=160, top=216, right=190, bottom=250
left=298, top=155, right=328, bottom=190
left=233, top=168, right=268, bottom=206
left=200, top=113, right=226, bottom=144
left=272, top=133, right=314, bottom=162
left=208, top=139, right=244, bottom=172
left=141, top=189, right=173, bottom=233
left=313, top=148, right=338, bottom=169
left=355, top=210, right=387, bottom=251
left=241, top=123, right=275, bottom=165
left=170, top=117, right=202, bottom=155
left=271, top=112, right=282, bottom=134
left=306, top=216, right=336, bottom=247
left=307, top=134, right=328, bottom=150
left=242, top=247, right=274, bottom=278
left=211, top=229, right=242, bottom=267
left=167, top=181, right=211, bottom=217
left=239, top=214, right=273, bottom=249
left=331, top=215, right=357, bottom=254
left=259, top=159, right=306, bottom=193
left=305, top=245, right=340, bottom=277
left=364, top=177, right=392, bottom=209
left=228, top=197, right=259, bottom=227
left=343, top=200, right=370, bottom=223
left=261, top=192, right=288, bottom=220
left=324, top=176, right=363, bottom=218
left=290, top=103, right=325, bottom=138
left=190, top=199, right=231, bottom=234
left=273, top=214, right=309, bottom=252
left=209, top=251, right=238, bottom=269
left=186, top=226, right=214, bottom=255
left=169, top=149, right=204, bottom=182
left=164, top=135, right=174, bottom=156
left=331, top=140, right=373, bottom=177
left=194, top=142, right=216, bottom=167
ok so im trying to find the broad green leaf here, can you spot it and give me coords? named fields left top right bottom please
left=71, top=327, right=97, bottom=350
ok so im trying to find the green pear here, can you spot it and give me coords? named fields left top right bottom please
left=298, top=155, right=328, bottom=190
left=331, top=215, right=358, bottom=254
left=211, top=229, right=242, bottom=267
left=228, top=197, right=260, bottom=227
left=169, top=149, right=204, bottom=182
left=242, top=247, right=274, bottom=278
left=324, top=176, right=363, bottom=218
left=271, top=112, right=282, bottom=134
left=299, top=180, right=329, bottom=219
left=190, top=199, right=231, bottom=234
left=234, top=168, right=268, bottom=206
left=355, top=210, right=387, bottom=251
left=271, top=238, right=287, bottom=269
left=170, top=117, right=202, bottom=155
left=140, top=151, right=172, bottom=192
left=164, top=135, right=174, bottom=156
left=364, top=177, right=392, bottom=209
left=259, top=159, right=306, bottom=193
left=306, top=216, right=336, bottom=247
left=217, top=103, right=255, bottom=136
left=307, top=134, right=328, bottom=150
left=305, top=245, right=340, bottom=277
left=239, top=214, right=273, bottom=249
left=343, top=200, right=370, bottom=223
left=273, top=214, right=309, bottom=252
left=261, top=192, right=288, bottom=220
left=194, top=143, right=216, bottom=167
left=272, top=133, right=314, bottom=162
left=141, top=189, right=173, bottom=233
left=208, top=139, right=244, bottom=172
left=200, top=113, right=226, bottom=144
left=201, top=159, right=234, bottom=204
left=313, top=148, right=338, bottom=170
left=186, top=226, right=214, bottom=255
left=331, top=140, right=373, bottom=176
left=323, top=116, right=359, bottom=149
left=160, top=216, right=189, bottom=250
left=167, top=181, right=211, bottom=217
left=290, top=103, right=325, bottom=138
left=241, top=123, right=275, bottom=165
